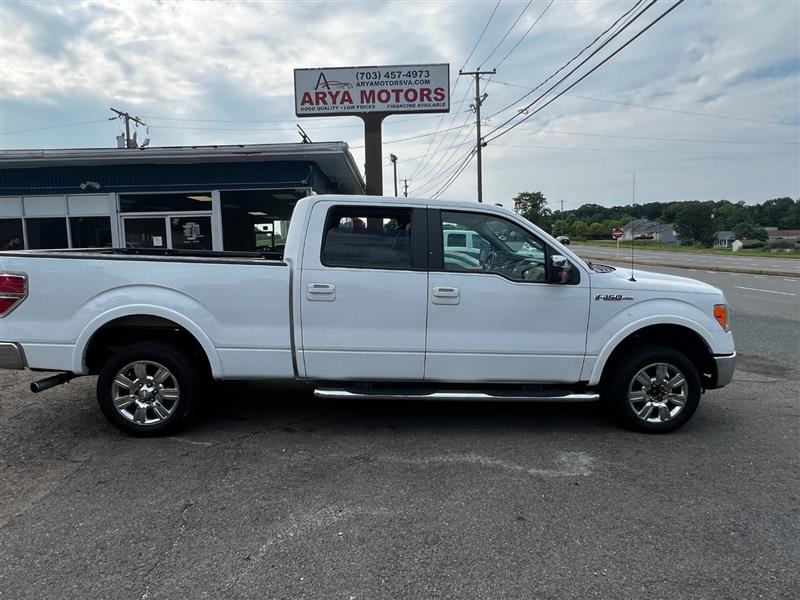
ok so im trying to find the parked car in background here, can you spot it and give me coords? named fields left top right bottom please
left=556, top=235, right=570, bottom=245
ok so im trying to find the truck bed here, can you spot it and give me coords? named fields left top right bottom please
left=0, top=250, right=294, bottom=379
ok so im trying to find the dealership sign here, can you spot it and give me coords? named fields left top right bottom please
left=294, top=64, right=450, bottom=116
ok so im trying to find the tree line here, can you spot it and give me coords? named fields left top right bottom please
left=512, top=192, right=800, bottom=246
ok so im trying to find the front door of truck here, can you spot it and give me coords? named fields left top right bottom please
left=425, top=209, right=590, bottom=383
left=299, top=202, right=428, bottom=380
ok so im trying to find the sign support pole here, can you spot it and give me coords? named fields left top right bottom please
left=361, top=113, right=388, bottom=196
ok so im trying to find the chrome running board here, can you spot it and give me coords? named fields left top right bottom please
left=313, top=388, right=600, bottom=402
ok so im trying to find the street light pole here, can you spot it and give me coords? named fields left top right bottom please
left=390, top=153, right=398, bottom=197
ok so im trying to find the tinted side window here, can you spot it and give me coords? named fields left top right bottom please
left=441, top=211, right=547, bottom=282
left=322, top=206, right=413, bottom=270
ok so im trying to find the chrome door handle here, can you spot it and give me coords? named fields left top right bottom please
left=307, top=282, right=336, bottom=301
left=432, top=286, right=460, bottom=305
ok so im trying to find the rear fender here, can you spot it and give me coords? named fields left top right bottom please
left=73, top=288, right=222, bottom=377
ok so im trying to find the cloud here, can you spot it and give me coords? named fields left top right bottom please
left=1, top=0, right=798, bottom=206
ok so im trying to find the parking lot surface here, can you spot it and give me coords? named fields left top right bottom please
left=1, top=267, right=798, bottom=599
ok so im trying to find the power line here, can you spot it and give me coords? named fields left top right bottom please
left=565, top=92, right=800, bottom=128
left=462, top=0, right=502, bottom=69
left=495, top=0, right=555, bottom=68
left=409, top=81, right=472, bottom=178
left=411, top=0, right=502, bottom=180
left=432, top=147, right=478, bottom=199
left=479, top=0, right=533, bottom=67
left=414, top=145, right=478, bottom=195
left=411, top=118, right=476, bottom=189
left=486, top=0, right=646, bottom=121
left=349, top=122, right=473, bottom=149
left=487, top=0, right=657, bottom=136
left=430, top=147, right=476, bottom=198
left=492, top=142, right=796, bottom=155
left=487, top=78, right=800, bottom=128
left=410, top=87, right=474, bottom=179
left=143, top=113, right=444, bottom=127
left=1, top=118, right=113, bottom=136
left=515, top=127, right=800, bottom=145
left=486, top=0, right=688, bottom=145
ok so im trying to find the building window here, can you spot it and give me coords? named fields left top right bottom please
left=119, top=193, right=213, bottom=213
left=0, top=219, right=24, bottom=250
left=26, top=217, right=68, bottom=250
left=70, top=216, right=112, bottom=248
left=170, top=216, right=212, bottom=250
left=220, top=190, right=299, bottom=252
left=321, top=206, right=413, bottom=270
left=123, top=217, right=168, bottom=248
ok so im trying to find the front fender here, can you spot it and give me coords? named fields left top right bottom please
left=585, top=298, right=729, bottom=386
left=72, top=286, right=223, bottom=378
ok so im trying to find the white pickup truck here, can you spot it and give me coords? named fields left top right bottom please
left=0, top=194, right=735, bottom=435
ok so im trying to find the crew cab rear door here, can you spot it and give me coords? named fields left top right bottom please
left=299, top=201, right=428, bottom=380
left=425, top=208, right=590, bottom=383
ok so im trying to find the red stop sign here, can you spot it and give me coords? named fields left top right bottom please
left=612, top=227, right=624, bottom=240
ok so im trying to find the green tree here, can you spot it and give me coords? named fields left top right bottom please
left=571, top=220, right=588, bottom=239
left=675, top=202, right=715, bottom=246
left=513, top=191, right=551, bottom=229
left=733, top=222, right=768, bottom=241
left=588, top=222, right=605, bottom=239
left=553, top=219, right=569, bottom=236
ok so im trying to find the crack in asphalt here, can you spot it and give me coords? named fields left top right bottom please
left=138, top=499, right=195, bottom=600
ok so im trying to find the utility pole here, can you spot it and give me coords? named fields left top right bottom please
left=110, top=108, right=146, bottom=148
left=390, top=153, right=398, bottom=197
left=459, top=68, right=495, bottom=203
left=559, top=199, right=565, bottom=235
left=401, top=178, right=410, bottom=198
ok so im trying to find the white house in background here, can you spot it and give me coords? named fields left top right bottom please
left=714, top=230, right=736, bottom=248
left=620, top=219, right=679, bottom=244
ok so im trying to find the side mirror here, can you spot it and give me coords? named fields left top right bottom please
left=549, top=254, right=572, bottom=284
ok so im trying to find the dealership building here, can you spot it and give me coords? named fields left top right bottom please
left=0, top=142, right=364, bottom=252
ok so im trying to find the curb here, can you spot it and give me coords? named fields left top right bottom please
left=575, top=253, right=800, bottom=278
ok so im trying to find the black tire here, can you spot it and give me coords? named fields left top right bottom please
left=603, top=344, right=701, bottom=433
left=97, top=341, right=203, bottom=436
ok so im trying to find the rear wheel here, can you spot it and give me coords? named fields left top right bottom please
left=605, top=344, right=701, bottom=433
left=97, top=341, right=202, bottom=436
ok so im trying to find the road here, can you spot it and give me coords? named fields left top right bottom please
left=1, top=267, right=798, bottom=599
left=575, top=243, right=800, bottom=276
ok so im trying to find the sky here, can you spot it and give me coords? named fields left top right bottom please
left=1, top=0, right=798, bottom=210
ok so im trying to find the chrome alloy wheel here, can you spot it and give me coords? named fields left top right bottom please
left=627, top=362, right=689, bottom=424
left=110, top=360, right=180, bottom=425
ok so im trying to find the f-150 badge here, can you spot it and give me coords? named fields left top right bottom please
left=595, top=294, right=633, bottom=301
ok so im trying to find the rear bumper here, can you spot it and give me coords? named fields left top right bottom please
left=0, top=342, right=27, bottom=370
left=713, top=352, right=736, bottom=388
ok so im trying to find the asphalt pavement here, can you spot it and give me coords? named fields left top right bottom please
left=575, top=243, right=800, bottom=276
left=1, top=266, right=798, bottom=599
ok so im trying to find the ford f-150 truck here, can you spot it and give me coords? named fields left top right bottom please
left=0, top=194, right=735, bottom=435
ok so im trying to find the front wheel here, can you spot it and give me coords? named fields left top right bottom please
left=97, top=341, right=202, bottom=436
left=604, top=344, right=701, bottom=433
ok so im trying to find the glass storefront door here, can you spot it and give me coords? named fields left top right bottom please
left=170, top=216, right=212, bottom=250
